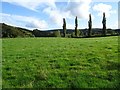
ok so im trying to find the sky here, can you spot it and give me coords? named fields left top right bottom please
left=1, top=0, right=119, bottom=30
left=118, top=1, right=120, bottom=29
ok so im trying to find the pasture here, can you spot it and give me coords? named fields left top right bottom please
left=2, top=36, right=119, bottom=88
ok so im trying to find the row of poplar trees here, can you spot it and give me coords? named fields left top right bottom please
left=63, top=12, right=107, bottom=37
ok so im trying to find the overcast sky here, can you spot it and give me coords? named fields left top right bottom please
left=1, top=0, right=119, bottom=30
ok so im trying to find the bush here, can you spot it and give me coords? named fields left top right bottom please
left=52, top=30, right=61, bottom=37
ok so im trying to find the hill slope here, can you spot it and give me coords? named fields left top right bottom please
left=0, top=23, right=34, bottom=38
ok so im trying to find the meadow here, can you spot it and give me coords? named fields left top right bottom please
left=2, top=36, right=120, bottom=88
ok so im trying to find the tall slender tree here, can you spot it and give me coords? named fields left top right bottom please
left=75, top=16, right=78, bottom=37
left=102, top=12, right=107, bottom=36
left=63, top=18, right=66, bottom=37
left=88, top=14, right=92, bottom=37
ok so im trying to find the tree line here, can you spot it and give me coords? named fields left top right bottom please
left=63, top=12, right=107, bottom=37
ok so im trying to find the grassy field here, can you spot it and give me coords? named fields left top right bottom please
left=2, top=36, right=120, bottom=88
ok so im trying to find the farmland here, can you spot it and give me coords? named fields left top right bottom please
left=2, top=36, right=120, bottom=88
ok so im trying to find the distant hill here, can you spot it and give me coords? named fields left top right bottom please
left=0, top=23, right=34, bottom=38
left=33, top=28, right=120, bottom=37
left=0, top=23, right=119, bottom=38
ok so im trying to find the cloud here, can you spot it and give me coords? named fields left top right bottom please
left=2, top=0, right=93, bottom=28
left=43, top=7, right=63, bottom=26
left=92, top=0, right=119, bottom=2
left=2, top=0, right=56, bottom=11
left=43, top=0, right=93, bottom=28
left=43, top=7, right=72, bottom=28
left=93, top=3, right=116, bottom=18
left=66, top=0, right=92, bottom=19
left=1, top=13, right=48, bottom=29
left=25, top=20, right=47, bottom=29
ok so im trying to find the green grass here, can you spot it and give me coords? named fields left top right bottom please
left=2, top=36, right=120, bottom=88
left=0, top=39, right=2, bottom=89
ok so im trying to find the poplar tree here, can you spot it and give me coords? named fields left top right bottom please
left=75, top=16, right=78, bottom=37
left=88, top=14, right=92, bottom=37
left=102, top=12, right=107, bottom=36
left=63, top=18, right=66, bottom=37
